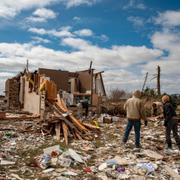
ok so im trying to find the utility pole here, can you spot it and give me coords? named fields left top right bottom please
left=157, top=65, right=161, bottom=96
left=26, top=59, right=29, bottom=72
left=142, top=72, right=148, bottom=92
left=89, top=60, right=93, bottom=74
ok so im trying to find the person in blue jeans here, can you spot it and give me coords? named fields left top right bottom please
left=122, top=90, right=147, bottom=148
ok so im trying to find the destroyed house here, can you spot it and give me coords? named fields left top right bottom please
left=5, top=68, right=106, bottom=114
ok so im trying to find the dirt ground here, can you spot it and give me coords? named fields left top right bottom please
left=0, top=116, right=180, bottom=180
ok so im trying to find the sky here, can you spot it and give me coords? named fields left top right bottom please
left=0, top=0, right=180, bottom=95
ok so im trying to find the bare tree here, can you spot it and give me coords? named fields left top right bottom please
left=109, top=88, right=126, bottom=102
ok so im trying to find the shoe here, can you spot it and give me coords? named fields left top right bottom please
left=164, top=147, right=173, bottom=154
left=121, top=142, right=127, bottom=148
left=135, top=144, right=142, bottom=149
left=165, top=144, right=172, bottom=150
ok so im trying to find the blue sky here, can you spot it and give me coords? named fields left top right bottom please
left=0, top=0, right=180, bottom=94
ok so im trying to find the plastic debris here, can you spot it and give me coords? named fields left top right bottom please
left=43, top=145, right=62, bottom=155
left=62, top=171, right=78, bottom=176
left=39, top=154, right=51, bottom=169
left=58, top=157, right=72, bottom=167
left=0, top=159, right=15, bottom=165
left=43, top=168, right=55, bottom=173
left=67, top=148, right=84, bottom=163
left=136, top=162, right=157, bottom=173
left=83, top=167, right=92, bottom=173
left=98, top=162, right=107, bottom=171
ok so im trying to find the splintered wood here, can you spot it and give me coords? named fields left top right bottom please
left=42, top=81, right=99, bottom=145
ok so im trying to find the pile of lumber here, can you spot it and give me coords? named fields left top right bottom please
left=44, top=95, right=99, bottom=145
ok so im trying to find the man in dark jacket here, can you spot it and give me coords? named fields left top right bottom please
left=162, top=95, right=180, bottom=150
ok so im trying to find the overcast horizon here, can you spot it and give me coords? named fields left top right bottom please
left=0, top=0, right=180, bottom=95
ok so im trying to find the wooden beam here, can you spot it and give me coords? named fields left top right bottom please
left=62, top=122, right=68, bottom=145
left=55, top=122, right=61, bottom=141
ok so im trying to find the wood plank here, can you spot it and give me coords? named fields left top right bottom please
left=68, top=115, right=88, bottom=132
left=75, top=131, right=83, bottom=140
left=83, top=122, right=100, bottom=130
left=55, top=123, right=61, bottom=141
left=62, top=122, right=68, bottom=145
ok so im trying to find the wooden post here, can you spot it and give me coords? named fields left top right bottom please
left=40, top=91, right=46, bottom=121
left=157, top=66, right=161, bottom=96
left=55, top=123, right=61, bottom=141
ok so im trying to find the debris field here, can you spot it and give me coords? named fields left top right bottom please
left=0, top=113, right=180, bottom=180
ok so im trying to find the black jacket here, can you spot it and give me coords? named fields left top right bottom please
left=163, top=102, right=176, bottom=125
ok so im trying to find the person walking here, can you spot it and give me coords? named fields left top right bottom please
left=162, top=95, right=180, bottom=150
left=122, top=90, right=146, bottom=148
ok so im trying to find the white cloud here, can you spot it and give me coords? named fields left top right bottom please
left=29, top=27, right=109, bottom=45
left=99, top=34, right=109, bottom=42
left=155, top=10, right=180, bottom=27
left=0, top=0, right=57, bottom=18
left=0, top=39, right=164, bottom=94
left=31, top=36, right=51, bottom=44
left=33, top=8, right=56, bottom=18
left=123, top=0, right=146, bottom=10
left=74, top=29, right=94, bottom=37
left=26, top=8, right=57, bottom=23
left=28, top=27, right=74, bottom=38
left=62, top=0, right=99, bottom=8
left=73, top=16, right=81, bottom=21
left=62, top=37, right=91, bottom=50
left=0, top=0, right=98, bottom=19
left=29, top=28, right=47, bottom=35
left=127, top=16, right=144, bottom=27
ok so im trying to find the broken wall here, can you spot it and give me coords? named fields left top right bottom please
left=94, top=73, right=106, bottom=96
left=5, top=78, right=20, bottom=109
left=39, top=68, right=69, bottom=92
left=78, top=70, right=92, bottom=93
left=23, top=78, right=40, bottom=114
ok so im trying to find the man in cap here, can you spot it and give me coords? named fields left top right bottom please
left=122, top=90, right=146, bottom=148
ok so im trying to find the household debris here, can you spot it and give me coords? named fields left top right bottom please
left=0, top=116, right=180, bottom=179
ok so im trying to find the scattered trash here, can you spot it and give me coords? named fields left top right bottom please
left=136, top=162, right=157, bottom=174
left=39, top=154, right=51, bottom=169
left=0, top=159, right=15, bottom=165
left=43, top=168, right=55, bottom=173
left=58, top=157, right=72, bottom=167
left=62, top=171, right=78, bottom=176
left=98, top=162, right=108, bottom=171
left=1, top=111, right=179, bottom=179
left=10, top=173, right=23, bottom=180
left=83, top=167, right=92, bottom=173
left=43, top=145, right=62, bottom=155
left=143, top=150, right=163, bottom=160
left=67, top=148, right=84, bottom=163
left=116, top=166, right=125, bottom=173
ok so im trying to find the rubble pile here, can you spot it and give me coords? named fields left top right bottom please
left=43, top=95, right=100, bottom=145
left=100, top=102, right=126, bottom=116
left=0, top=115, right=180, bottom=179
